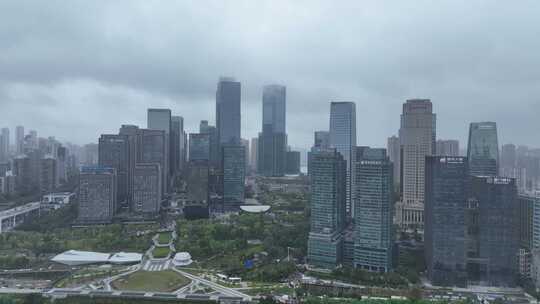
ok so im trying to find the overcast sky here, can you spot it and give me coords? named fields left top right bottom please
left=1, top=1, right=539, bottom=151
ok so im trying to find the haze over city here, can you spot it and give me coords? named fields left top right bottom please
left=2, top=2, right=540, bottom=304
left=1, top=0, right=540, bottom=148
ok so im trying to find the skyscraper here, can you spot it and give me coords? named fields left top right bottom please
left=286, top=151, right=301, bottom=175
left=387, top=135, right=400, bottom=190
left=0, top=128, right=9, bottom=162
left=189, top=133, right=210, bottom=161
left=216, top=77, right=241, bottom=145
left=501, top=144, right=517, bottom=177
left=119, top=124, right=140, bottom=208
left=329, top=102, right=356, bottom=217
left=250, top=137, right=258, bottom=172
left=308, top=131, right=331, bottom=178
left=425, top=156, right=469, bottom=286
left=436, top=139, right=460, bottom=156
left=99, top=134, right=129, bottom=204
left=187, top=160, right=209, bottom=206
left=353, top=147, right=394, bottom=272
left=15, top=126, right=24, bottom=155
left=307, top=149, right=346, bottom=268
left=396, top=99, right=436, bottom=228
left=200, top=120, right=219, bottom=168
left=471, top=176, right=518, bottom=286
left=39, top=156, right=57, bottom=194
left=148, top=109, right=173, bottom=176
left=241, top=138, right=250, bottom=173
left=257, top=131, right=287, bottom=176
left=222, top=144, right=245, bottom=206
left=78, top=166, right=117, bottom=224
left=314, top=131, right=330, bottom=149
left=138, top=129, right=168, bottom=196
left=132, top=163, right=162, bottom=214
left=262, top=85, right=286, bottom=133
left=258, top=85, right=287, bottom=177
left=467, top=122, right=499, bottom=177
left=171, top=116, right=184, bottom=173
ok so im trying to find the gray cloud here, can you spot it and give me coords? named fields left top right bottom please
left=1, top=0, right=539, bottom=151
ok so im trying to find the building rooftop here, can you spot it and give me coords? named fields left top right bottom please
left=51, top=250, right=142, bottom=265
left=240, top=205, right=271, bottom=213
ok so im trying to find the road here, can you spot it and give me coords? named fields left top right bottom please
left=172, top=268, right=251, bottom=301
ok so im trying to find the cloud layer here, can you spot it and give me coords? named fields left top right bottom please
left=1, top=0, right=539, bottom=150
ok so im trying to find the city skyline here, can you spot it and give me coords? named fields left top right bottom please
left=1, top=2, right=540, bottom=150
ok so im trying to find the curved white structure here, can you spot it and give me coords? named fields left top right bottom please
left=109, top=252, right=143, bottom=264
left=239, top=205, right=271, bottom=213
left=172, top=252, right=193, bottom=266
left=51, top=250, right=142, bottom=266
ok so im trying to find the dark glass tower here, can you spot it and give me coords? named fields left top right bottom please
left=329, top=102, right=356, bottom=218
left=98, top=134, right=129, bottom=205
left=137, top=129, right=168, bottom=196
left=222, top=144, right=245, bottom=206
left=307, top=149, right=346, bottom=268
left=216, top=77, right=241, bottom=145
left=467, top=122, right=499, bottom=177
left=258, top=85, right=287, bottom=177
left=200, top=120, right=219, bottom=168
left=471, top=176, right=518, bottom=286
left=189, top=133, right=210, bottom=161
left=353, top=147, right=394, bottom=272
left=425, top=156, right=469, bottom=286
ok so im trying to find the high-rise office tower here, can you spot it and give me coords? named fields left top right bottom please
left=250, top=137, right=258, bottom=172
left=56, top=146, right=67, bottom=184
left=286, top=151, right=301, bottom=175
left=216, top=77, right=241, bottom=145
left=39, top=156, right=57, bottom=193
left=241, top=138, right=250, bottom=173
left=132, top=163, right=162, bottom=214
left=0, top=128, right=9, bottom=162
left=83, top=143, right=99, bottom=166
left=258, top=85, right=287, bottom=177
left=15, top=126, right=24, bottom=155
left=518, top=193, right=538, bottom=251
left=308, top=131, right=331, bottom=178
left=353, top=147, right=394, bottom=272
left=436, top=139, right=460, bottom=156
left=28, top=130, right=38, bottom=150
left=200, top=120, right=219, bottom=168
left=119, top=124, right=139, bottom=207
left=13, top=150, right=41, bottom=195
left=262, top=85, right=286, bottom=133
left=387, top=135, right=400, bottom=190
left=314, top=131, right=330, bottom=149
left=189, top=133, right=210, bottom=161
left=187, top=160, right=209, bottom=205
left=329, top=102, right=356, bottom=217
left=148, top=109, right=172, bottom=176
left=501, top=143, right=517, bottom=177
left=307, top=149, right=346, bottom=268
left=425, top=156, right=469, bottom=286
left=13, top=155, right=33, bottom=194
left=99, top=134, right=129, bottom=204
left=396, top=99, right=436, bottom=228
left=138, top=129, right=168, bottom=196
left=470, top=176, right=518, bottom=286
left=171, top=116, right=183, bottom=173
left=222, top=144, right=245, bottom=206
left=78, top=166, right=117, bottom=223
left=467, top=122, right=499, bottom=177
